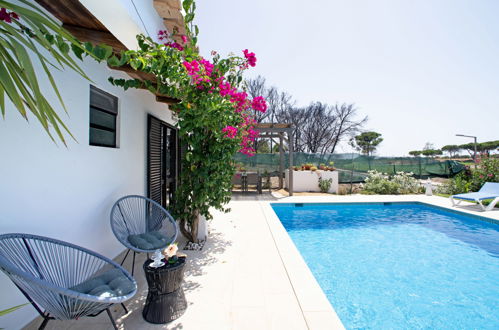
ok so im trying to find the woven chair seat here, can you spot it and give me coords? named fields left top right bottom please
left=70, top=268, right=135, bottom=298
left=128, top=231, right=169, bottom=250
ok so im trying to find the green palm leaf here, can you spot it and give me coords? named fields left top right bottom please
left=0, top=0, right=91, bottom=144
left=0, top=304, right=27, bottom=317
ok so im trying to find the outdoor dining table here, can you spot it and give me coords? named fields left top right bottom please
left=142, top=257, right=187, bottom=324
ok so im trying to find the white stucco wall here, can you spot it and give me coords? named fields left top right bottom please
left=0, top=49, right=175, bottom=330
left=80, top=0, right=167, bottom=48
left=285, top=170, right=339, bottom=193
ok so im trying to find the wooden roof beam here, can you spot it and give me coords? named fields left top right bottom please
left=108, top=64, right=157, bottom=81
left=63, top=24, right=127, bottom=52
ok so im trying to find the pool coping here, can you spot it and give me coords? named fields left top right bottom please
left=259, top=195, right=498, bottom=329
left=260, top=202, right=345, bottom=330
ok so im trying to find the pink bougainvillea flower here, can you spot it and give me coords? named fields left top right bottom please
left=243, top=49, right=257, bottom=67
left=0, top=8, right=14, bottom=23
left=251, top=96, right=267, bottom=113
left=181, top=35, right=188, bottom=44
left=222, top=125, right=238, bottom=139
left=183, top=60, right=200, bottom=76
left=219, top=81, right=233, bottom=97
left=164, top=42, right=184, bottom=51
left=199, top=58, right=214, bottom=76
left=247, top=128, right=259, bottom=140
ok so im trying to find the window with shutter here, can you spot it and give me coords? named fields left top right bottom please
left=89, top=85, right=118, bottom=148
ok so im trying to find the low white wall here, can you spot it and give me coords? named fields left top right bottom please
left=0, top=55, right=174, bottom=329
left=285, top=170, right=339, bottom=193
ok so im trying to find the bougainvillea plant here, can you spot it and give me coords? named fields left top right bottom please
left=102, top=0, right=267, bottom=242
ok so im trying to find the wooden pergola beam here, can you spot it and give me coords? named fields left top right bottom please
left=156, top=95, right=180, bottom=105
left=37, top=0, right=182, bottom=108
left=62, top=24, right=127, bottom=52
left=108, top=64, right=157, bottom=81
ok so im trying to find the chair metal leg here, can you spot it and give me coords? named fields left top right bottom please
left=121, top=303, right=128, bottom=314
left=120, top=249, right=131, bottom=266
left=38, top=315, right=51, bottom=330
left=131, top=251, right=136, bottom=277
left=106, top=308, right=119, bottom=330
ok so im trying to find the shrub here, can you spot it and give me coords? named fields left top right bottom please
left=363, top=170, right=420, bottom=194
left=318, top=177, right=333, bottom=193
left=437, top=157, right=499, bottom=194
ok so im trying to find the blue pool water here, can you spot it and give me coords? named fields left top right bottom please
left=271, top=203, right=499, bottom=329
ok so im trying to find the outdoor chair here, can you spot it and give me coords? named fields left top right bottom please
left=245, top=172, right=262, bottom=194
left=0, top=233, right=137, bottom=330
left=232, top=173, right=244, bottom=191
left=110, top=195, right=178, bottom=275
left=450, top=182, right=499, bottom=211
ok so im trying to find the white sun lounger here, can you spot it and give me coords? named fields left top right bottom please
left=450, top=182, right=499, bottom=211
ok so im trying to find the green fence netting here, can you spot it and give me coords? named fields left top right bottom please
left=234, top=153, right=465, bottom=184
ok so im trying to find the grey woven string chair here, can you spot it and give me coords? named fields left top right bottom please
left=0, top=233, right=137, bottom=330
left=110, top=195, right=179, bottom=275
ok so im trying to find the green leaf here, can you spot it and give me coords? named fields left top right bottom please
left=0, top=57, right=27, bottom=118
left=84, top=42, right=94, bottom=52
left=58, top=42, right=70, bottom=54
left=45, top=34, right=54, bottom=44
left=130, top=58, right=141, bottom=70
left=182, top=0, right=194, bottom=12
left=0, top=304, right=28, bottom=317
left=71, top=44, right=85, bottom=60
left=0, top=83, right=4, bottom=118
left=107, top=55, right=120, bottom=67
left=92, top=44, right=113, bottom=61
left=185, top=13, right=195, bottom=23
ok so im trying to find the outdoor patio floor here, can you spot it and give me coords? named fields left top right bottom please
left=23, top=194, right=498, bottom=330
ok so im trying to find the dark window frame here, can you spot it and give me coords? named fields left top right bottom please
left=89, top=85, right=119, bottom=148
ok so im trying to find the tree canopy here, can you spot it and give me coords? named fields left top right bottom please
left=352, top=131, right=383, bottom=156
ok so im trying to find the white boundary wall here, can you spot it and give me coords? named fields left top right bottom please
left=285, top=170, right=339, bottom=193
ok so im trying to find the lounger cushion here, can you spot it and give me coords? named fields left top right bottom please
left=127, top=231, right=168, bottom=250
left=452, top=192, right=499, bottom=201
left=71, top=268, right=135, bottom=298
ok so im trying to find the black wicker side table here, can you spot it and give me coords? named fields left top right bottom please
left=142, top=256, right=187, bottom=324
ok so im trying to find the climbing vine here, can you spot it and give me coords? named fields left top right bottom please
left=102, top=0, right=267, bottom=242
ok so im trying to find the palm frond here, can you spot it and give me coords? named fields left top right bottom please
left=0, top=0, right=90, bottom=144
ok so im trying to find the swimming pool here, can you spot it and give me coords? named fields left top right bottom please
left=271, top=202, right=499, bottom=329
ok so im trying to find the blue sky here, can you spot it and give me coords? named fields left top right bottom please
left=195, top=0, right=499, bottom=156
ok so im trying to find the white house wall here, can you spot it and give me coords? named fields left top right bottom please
left=80, top=0, right=167, bottom=48
left=0, top=53, right=175, bottom=329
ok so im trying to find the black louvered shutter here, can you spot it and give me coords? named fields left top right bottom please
left=147, top=115, right=164, bottom=206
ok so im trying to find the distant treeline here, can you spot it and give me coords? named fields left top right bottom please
left=409, top=140, right=499, bottom=158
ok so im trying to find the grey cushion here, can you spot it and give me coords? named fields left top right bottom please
left=127, top=231, right=168, bottom=250
left=70, top=268, right=135, bottom=298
